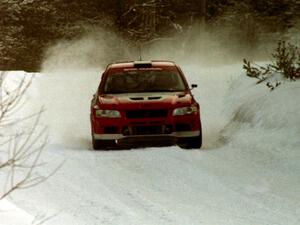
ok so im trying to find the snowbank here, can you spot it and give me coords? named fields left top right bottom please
left=223, top=75, right=300, bottom=151
left=0, top=200, right=33, bottom=225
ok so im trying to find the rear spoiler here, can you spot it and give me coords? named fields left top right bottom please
left=133, top=61, right=152, bottom=68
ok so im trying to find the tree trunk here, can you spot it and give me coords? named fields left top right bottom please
left=199, top=0, right=206, bottom=27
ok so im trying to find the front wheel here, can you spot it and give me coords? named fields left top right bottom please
left=177, top=133, right=202, bottom=149
left=92, top=134, right=117, bottom=150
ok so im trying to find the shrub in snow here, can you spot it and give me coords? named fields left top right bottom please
left=243, top=41, right=300, bottom=90
left=223, top=75, right=300, bottom=152
left=0, top=71, right=59, bottom=200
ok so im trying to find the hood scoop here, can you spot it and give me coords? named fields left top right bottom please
left=178, top=94, right=186, bottom=98
left=130, top=97, right=144, bottom=101
left=129, top=96, right=162, bottom=101
left=148, top=96, right=162, bottom=100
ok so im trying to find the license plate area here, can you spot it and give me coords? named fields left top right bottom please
left=123, top=125, right=172, bottom=136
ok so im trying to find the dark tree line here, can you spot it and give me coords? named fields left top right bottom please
left=209, top=0, right=300, bottom=47
left=0, top=0, right=299, bottom=71
left=0, top=0, right=118, bottom=70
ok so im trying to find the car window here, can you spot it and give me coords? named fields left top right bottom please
left=104, top=70, right=186, bottom=94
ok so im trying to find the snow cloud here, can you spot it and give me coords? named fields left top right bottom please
left=41, top=28, right=131, bottom=72
left=39, top=26, right=299, bottom=151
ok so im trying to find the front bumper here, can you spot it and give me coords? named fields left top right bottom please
left=93, top=130, right=200, bottom=140
left=91, top=109, right=201, bottom=146
left=93, top=130, right=201, bottom=147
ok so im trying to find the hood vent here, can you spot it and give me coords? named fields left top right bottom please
left=178, top=94, right=186, bottom=98
left=130, top=97, right=144, bottom=101
left=148, top=96, right=161, bottom=100
left=129, top=96, right=162, bottom=101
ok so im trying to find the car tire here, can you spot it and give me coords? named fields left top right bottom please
left=92, top=138, right=117, bottom=150
left=91, top=133, right=117, bottom=150
left=178, top=133, right=202, bottom=149
left=92, top=138, right=101, bottom=150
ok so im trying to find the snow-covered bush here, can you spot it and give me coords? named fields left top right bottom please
left=243, top=41, right=300, bottom=90
left=222, top=72, right=300, bottom=153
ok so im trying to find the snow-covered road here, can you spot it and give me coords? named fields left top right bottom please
left=17, top=143, right=297, bottom=225
left=1, top=63, right=299, bottom=225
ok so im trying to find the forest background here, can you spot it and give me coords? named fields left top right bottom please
left=1, top=0, right=300, bottom=71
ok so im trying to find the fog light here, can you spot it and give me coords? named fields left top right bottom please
left=164, top=125, right=172, bottom=134
left=123, top=127, right=130, bottom=136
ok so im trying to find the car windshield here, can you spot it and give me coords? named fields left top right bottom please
left=103, top=70, right=186, bottom=94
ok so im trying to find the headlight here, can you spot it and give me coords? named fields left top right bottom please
left=173, top=106, right=198, bottom=116
left=96, top=110, right=121, bottom=118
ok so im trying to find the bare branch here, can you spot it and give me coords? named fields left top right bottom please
left=0, top=71, right=61, bottom=202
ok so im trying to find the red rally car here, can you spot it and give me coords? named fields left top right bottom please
left=90, top=60, right=202, bottom=150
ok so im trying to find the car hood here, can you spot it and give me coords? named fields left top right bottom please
left=98, top=92, right=193, bottom=110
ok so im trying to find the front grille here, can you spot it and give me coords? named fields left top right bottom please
left=126, top=110, right=168, bottom=119
left=175, top=123, right=191, bottom=132
left=133, top=126, right=162, bottom=135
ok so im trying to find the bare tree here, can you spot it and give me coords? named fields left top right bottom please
left=121, top=0, right=183, bottom=41
left=0, top=71, right=59, bottom=200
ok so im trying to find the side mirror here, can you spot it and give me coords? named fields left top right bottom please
left=191, top=84, right=198, bottom=90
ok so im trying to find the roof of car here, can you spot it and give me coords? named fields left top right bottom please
left=106, top=60, right=177, bottom=69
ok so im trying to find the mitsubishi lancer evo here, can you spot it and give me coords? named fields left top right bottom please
left=90, top=61, right=202, bottom=150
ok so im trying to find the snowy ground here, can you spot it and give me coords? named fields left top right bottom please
left=0, top=200, right=33, bottom=225
left=1, top=63, right=299, bottom=225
